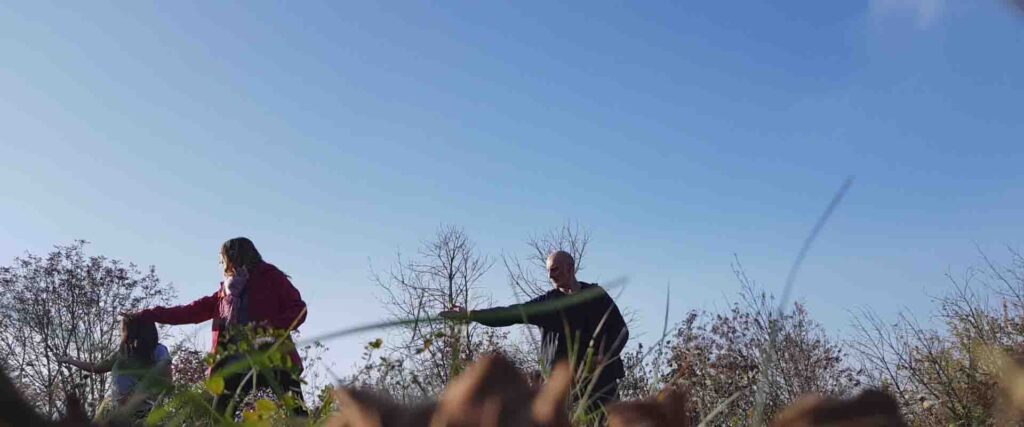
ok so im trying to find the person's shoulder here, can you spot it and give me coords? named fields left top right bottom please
left=254, top=262, right=287, bottom=280
left=543, top=287, right=568, bottom=297
left=255, top=261, right=277, bottom=274
left=153, top=343, right=171, bottom=360
left=580, top=282, right=616, bottom=301
left=533, top=289, right=561, bottom=301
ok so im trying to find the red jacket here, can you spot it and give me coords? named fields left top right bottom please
left=135, top=262, right=307, bottom=371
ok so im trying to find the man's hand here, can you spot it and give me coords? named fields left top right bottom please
left=439, top=306, right=469, bottom=320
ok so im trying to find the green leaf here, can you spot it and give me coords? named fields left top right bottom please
left=205, top=376, right=225, bottom=395
left=242, top=410, right=261, bottom=423
left=255, top=398, right=276, bottom=413
left=282, top=394, right=297, bottom=409
left=145, top=405, right=170, bottom=425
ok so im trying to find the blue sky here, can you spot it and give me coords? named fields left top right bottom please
left=2, top=0, right=1022, bottom=375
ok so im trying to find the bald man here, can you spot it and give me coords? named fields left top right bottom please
left=440, top=250, right=629, bottom=410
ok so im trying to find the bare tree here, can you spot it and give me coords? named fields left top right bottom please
left=364, top=225, right=509, bottom=401
left=0, top=241, right=174, bottom=418
left=503, top=221, right=590, bottom=300
left=850, top=248, right=1024, bottom=425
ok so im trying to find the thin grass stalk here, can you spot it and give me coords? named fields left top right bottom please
left=752, top=176, right=853, bottom=425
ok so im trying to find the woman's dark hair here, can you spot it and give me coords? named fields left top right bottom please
left=121, top=317, right=159, bottom=365
left=220, top=237, right=264, bottom=275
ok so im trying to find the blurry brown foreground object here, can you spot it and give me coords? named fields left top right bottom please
left=605, top=386, right=695, bottom=427
left=328, top=354, right=572, bottom=427
left=330, top=354, right=908, bottom=427
left=0, top=366, right=93, bottom=427
left=0, top=352, right=911, bottom=427
left=771, top=390, right=907, bottom=427
left=605, top=387, right=906, bottom=427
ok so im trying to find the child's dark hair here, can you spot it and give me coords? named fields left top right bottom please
left=121, top=317, right=159, bottom=365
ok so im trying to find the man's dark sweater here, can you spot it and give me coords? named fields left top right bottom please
left=470, top=282, right=629, bottom=384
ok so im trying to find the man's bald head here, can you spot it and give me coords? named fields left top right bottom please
left=548, top=250, right=574, bottom=269
left=546, top=250, right=578, bottom=292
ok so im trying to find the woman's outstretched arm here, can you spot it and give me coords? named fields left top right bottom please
left=56, top=356, right=114, bottom=374
left=132, top=292, right=219, bottom=325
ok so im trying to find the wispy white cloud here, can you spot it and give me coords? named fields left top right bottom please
left=868, top=0, right=947, bottom=29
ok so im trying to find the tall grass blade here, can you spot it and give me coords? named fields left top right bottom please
left=752, top=176, right=853, bottom=425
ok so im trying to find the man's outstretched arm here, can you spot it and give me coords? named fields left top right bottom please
left=439, top=293, right=556, bottom=328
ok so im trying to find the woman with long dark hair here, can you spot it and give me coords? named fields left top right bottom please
left=128, top=237, right=308, bottom=416
left=58, top=317, right=172, bottom=419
